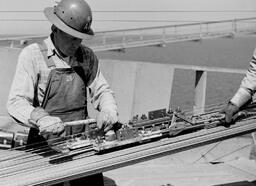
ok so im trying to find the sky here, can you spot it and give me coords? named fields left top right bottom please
left=0, top=0, right=256, bottom=35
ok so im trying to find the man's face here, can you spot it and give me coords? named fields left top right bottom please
left=54, top=28, right=82, bottom=57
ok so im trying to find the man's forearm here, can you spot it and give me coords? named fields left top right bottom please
left=7, top=98, right=35, bottom=125
left=89, top=69, right=117, bottom=112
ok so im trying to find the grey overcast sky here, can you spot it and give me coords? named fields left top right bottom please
left=0, top=0, right=256, bottom=35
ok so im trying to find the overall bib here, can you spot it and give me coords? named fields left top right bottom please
left=27, top=43, right=104, bottom=186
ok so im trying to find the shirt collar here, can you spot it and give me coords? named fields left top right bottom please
left=44, top=37, right=56, bottom=58
left=43, top=36, right=70, bottom=61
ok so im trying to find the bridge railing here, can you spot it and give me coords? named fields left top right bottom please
left=87, top=17, right=256, bottom=51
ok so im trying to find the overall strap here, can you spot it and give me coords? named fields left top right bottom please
left=32, top=73, right=40, bottom=107
left=33, top=42, right=56, bottom=107
left=38, top=41, right=56, bottom=68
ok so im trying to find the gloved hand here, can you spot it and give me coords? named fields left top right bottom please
left=220, top=101, right=240, bottom=123
left=37, top=115, right=65, bottom=135
left=30, top=107, right=65, bottom=135
left=97, top=109, right=118, bottom=132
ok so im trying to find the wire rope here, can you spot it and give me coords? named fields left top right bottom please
left=0, top=100, right=252, bottom=177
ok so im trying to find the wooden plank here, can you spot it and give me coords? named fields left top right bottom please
left=105, top=160, right=256, bottom=186
left=227, top=157, right=256, bottom=178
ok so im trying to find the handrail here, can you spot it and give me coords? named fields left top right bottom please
left=96, top=17, right=256, bottom=33
left=171, top=64, right=246, bottom=74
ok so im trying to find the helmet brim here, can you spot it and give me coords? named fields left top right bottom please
left=44, top=7, right=94, bottom=39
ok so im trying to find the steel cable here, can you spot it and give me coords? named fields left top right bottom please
left=0, top=100, right=252, bottom=178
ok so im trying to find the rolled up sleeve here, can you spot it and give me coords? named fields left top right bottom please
left=231, top=49, right=256, bottom=107
left=88, top=65, right=117, bottom=113
left=7, top=47, right=37, bottom=125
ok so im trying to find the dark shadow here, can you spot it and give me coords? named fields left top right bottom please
left=103, top=176, right=118, bottom=186
left=214, top=180, right=256, bottom=186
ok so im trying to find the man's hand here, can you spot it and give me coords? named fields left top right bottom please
left=37, top=116, right=65, bottom=135
left=30, top=107, right=65, bottom=135
left=220, top=102, right=240, bottom=123
left=97, top=110, right=118, bottom=132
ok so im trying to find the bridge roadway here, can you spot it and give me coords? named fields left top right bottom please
left=0, top=119, right=256, bottom=185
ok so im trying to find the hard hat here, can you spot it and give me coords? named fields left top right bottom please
left=44, top=0, right=94, bottom=39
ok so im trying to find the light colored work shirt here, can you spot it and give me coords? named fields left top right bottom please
left=231, top=48, right=256, bottom=107
left=7, top=37, right=117, bottom=126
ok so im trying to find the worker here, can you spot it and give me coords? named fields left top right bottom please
left=220, top=47, right=256, bottom=160
left=6, top=0, right=118, bottom=185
